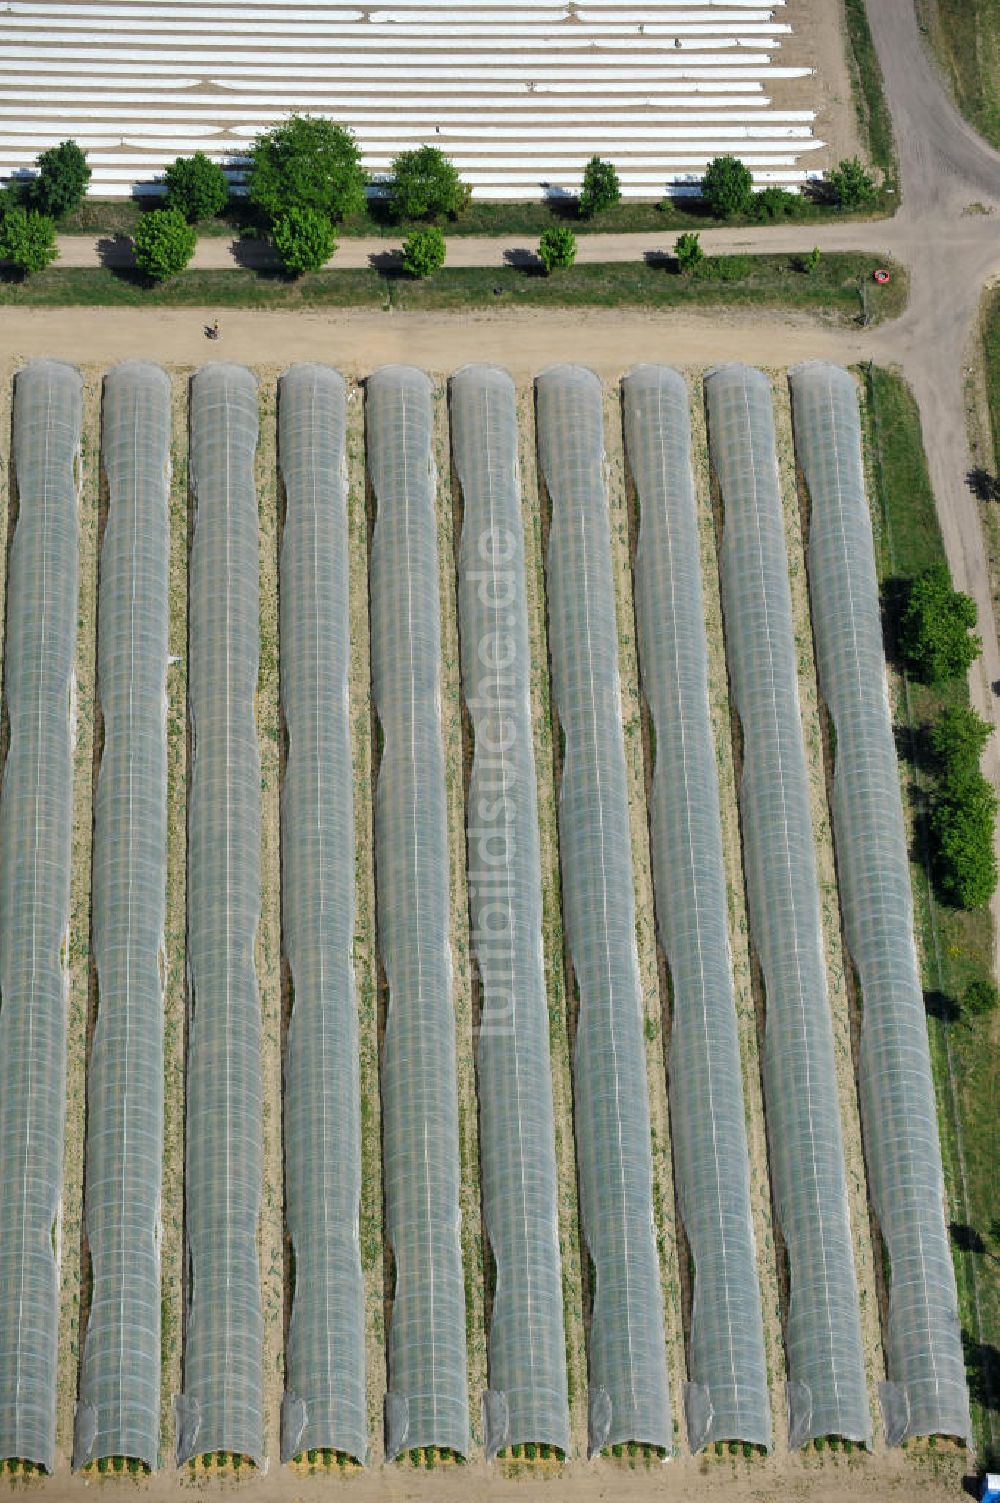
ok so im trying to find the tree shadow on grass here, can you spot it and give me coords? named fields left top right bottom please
left=368, top=248, right=407, bottom=278
left=880, top=574, right=911, bottom=666
left=963, top=1329, right=1000, bottom=1413
left=925, top=989, right=961, bottom=1024
left=502, top=247, right=545, bottom=276
left=951, top=1222, right=988, bottom=1256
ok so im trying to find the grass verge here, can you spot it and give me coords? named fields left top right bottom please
left=843, top=0, right=900, bottom=187
left=0, top=256, right=907, bottom=324
left=862, top=364, right=1000, bottom=1463
left=58, top=190, right=893, bottom=243
left=917, top=0, right=1000, bottom=152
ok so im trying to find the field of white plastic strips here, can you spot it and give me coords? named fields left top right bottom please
left=0, top=0, right=823, bottom=199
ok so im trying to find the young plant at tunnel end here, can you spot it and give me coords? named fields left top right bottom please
left=538, top=225, right=577, bottom=273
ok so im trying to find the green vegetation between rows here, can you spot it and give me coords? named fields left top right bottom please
left=863, top=365, right=1000, bottom=1462
left=0, top=255, right=907, bottom=323
left=917, top=0, right=1000, bottom=151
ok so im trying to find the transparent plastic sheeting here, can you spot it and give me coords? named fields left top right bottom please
left=451, top=366, right=570, bottom=1458
left=791, top=362, right=971, bottom=1446
left=367, top=367, right=469, bottom=1460
left=278, top=366, right=367, bottom=1464
left=177, top=365, right=264, bottom=1467
left=75, top=363, right=170, bottom=1471
left=706, top=364, right=870, bottom=1449
left=0, top=360, right=81, bottom=1472
left=622, top=366, right=771, bottom=1453
left=536, top=365, right=671, bottom=1456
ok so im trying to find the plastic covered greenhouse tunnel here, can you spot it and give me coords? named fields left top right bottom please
left=451, top=364, right=571, bottom=1461
left=623, top=364, right=772, bottom=1455
left=706, top=363, right=871, bottom=1450
left=0, top=359, right=82, bottom=1475
left=790, top=361, right=971, bottom=1447
left=368, top=365, right=470, bottom=1462
left=536, top=363, right=672, bottom=1458
left=75, top=362, right=170, bottom=1473
left=177, top=363, right=265, bottom=1469
left=278, top=364, right=367, bottom=1466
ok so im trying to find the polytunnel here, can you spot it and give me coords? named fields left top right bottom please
left=622, top=365, right=771, bottom=1453
left=790, top=361, right=971, bottom=1446
left=75, top=362, right=170, bottom=1471
left=0, top=359, right=82, bottom=1473
left=450, top=365, right=570, bottom=1459
left=177, top=364, right=264, bottom=1467
left=536, top=364, right=671, bottom=1457
left=706, top=363, right=870, bottom=1449
left=278, top=365, right=367, bottom=1465
left=367, top=366, right=469, bottom=1461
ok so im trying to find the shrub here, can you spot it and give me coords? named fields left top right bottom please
left=674, top=231, right=703, bottom=272
left=931, top=705, right=993, bottom=789
left=272, top=205, right=336, bottom=273
left=164, top=151, right=229, bottom=222
left=701, top=154, right=754, bottom=218
left=802, top=246, right=822, bottom=274
left=248, top=114, right=367, bottom=224
left=578, top=155, right=621, bottom=218
left=750, top=185, right=803, bottom=221
left=390, top=145, right=468, bottom=221
left=930, top=773, right=998, bottom=909
left=964, top=978, right=999, bottom=1019
left=828, top=156, right=878, bottom=209
left=0, top=205, right=57, bottom=276
left=402, top=224, right=446, bottom=277
left=538, top=224, right=577, bottom=272
left=899, top=564, right=981, bottom=685
left=29, top=139, right=90, bottom=218
left=133, top=207, right=197, bottom=280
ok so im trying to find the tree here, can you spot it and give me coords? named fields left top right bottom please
left=828, top=156, right=877, bottom=210
left=930, top=773, right=998, bottom=909
left=402, top=224, right=446, bottom=278
left=964, top=978, right=999, bottom=1020
left=701, top=154, right=754, bottom=219
left=899, top=564, right=982, bottom=685
left=133, top=207, right=197, bottom=280
left=29, top=140, right=90, bottom=219
left=0, top=206, right=58, bottom=276
left=272, top=206, right=336, bottom=273
left=800, top=245, right=822, bottom=274
left=248, top=115, right=367, bottom=225
left=578, top=156, right=621, bottom=219
left=538, top=225, right=576, bottom=272
left=674, top=231, right=704, bottom=273
left=931, top=705, right=993, bottom=790
left=389, top=145, right=468, bottom=222
left=750, top=185, right=803, bottom=221
left=164, top=151, right=229, bottom=223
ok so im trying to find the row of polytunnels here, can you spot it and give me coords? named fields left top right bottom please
left=0, top=357, right=969, bottom=1472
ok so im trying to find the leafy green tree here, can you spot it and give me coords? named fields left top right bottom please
left=931, top=705, right=993, bottom=790
left=828, top=156, right=877, bottom=209
left=248, top=115, right=367, bottom=224
left=29, top=139, right=91, bottom=218
left=578, top=155, right=621, bottom=219
left=389, top=145, right=468, bottom=222
left=964, top=977, right=999, bottom=1020
left=164, top=151, right=229, bottom=223
left=538, top=224, right=576, bottom=272
left=133, top=207, right=197, bottom=280
left=271, top=205, right=336, bottom=273
left=750, top=185, right=803, bottom=221
left=402, top=224, right=446, bottom=278
left=899, top=564, right=981, bottom=684
left=674, top=231, right=704, bottom=272
left=701, top=154, right=754, bottom=218
left=0, top=205, right=57, bottom=276
left=930, top=773, right=998, bottom=909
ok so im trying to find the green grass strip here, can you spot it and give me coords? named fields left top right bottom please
left=844, top=0, right=900, bottom=187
